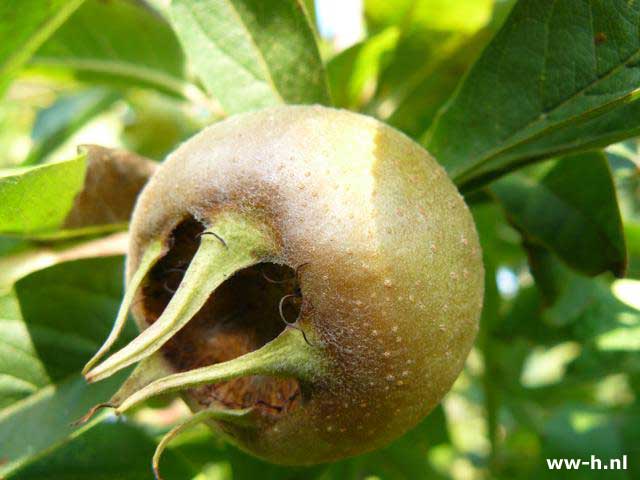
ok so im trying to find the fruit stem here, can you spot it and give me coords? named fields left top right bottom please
left=83, top=239, right=164, bottom=375
left=153, top=408, right=253, bottom=480
left=85, top=211, right=277, bottom=383
left=115, top=326, right=326, bottom=414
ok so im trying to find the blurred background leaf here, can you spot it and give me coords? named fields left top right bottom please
left=30, top=0, right=198, bottom=104
left=363, top=0, right=496, bottom=136
left=23, top=88, right=120, bottom=166
left=327, top=26, right=399, bottom=110
left=492, top=152, right=627, bottom=278
left=0, top=256, right=135, bottom=476
left=7, top=421, right=197, bottom=480
left=0, top=0, right=85, bottom=96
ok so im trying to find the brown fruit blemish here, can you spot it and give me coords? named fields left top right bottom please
left=594, top=32, right=607, bottom=45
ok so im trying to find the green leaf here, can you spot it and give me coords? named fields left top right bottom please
left=491, top=99, right=640, bottom=168
left=528, top=245, right=597, bottom=320
left=7, top=421, right=196, bottom=480
left=168, top=0, right=330, bottom=114
left=526, top=246, right=638, bottom=343
left=0, top=155, right=88, bottom=235
left=0, top=0, right=85, bottom=96
left=30, top=0, right=200, bottom=103
left=492, top=152, right=627, bottom=277
left=0, top=256, right=136, bottom=476
left=0, top=146, right=155, bottom=239
left=426, top=0, right=640, bottom=189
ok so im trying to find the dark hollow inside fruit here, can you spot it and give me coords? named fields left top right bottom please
left=141, top=217, right=302, bottom=416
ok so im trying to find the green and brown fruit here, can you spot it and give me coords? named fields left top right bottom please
left=82, top=105, right=484, bottom=471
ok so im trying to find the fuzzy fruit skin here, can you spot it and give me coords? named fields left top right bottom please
left=127, top=105, right=483, bottom=464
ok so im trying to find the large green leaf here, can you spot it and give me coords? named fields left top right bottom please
left=7, top=421, right=196, bottom=480
left=486, top=99, right=640, bottom=169
left=492, top=152, right=627, bottom=277
left=168, top=0, right=330, bottom=114
left=0, top=256, right=135, bottom=476
left=426, top=0, right=640, bottom=189
left=30, top=0, right=200, bottom=103
left=0, top=0, right=85, bottom=96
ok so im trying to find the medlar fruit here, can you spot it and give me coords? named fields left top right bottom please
left=82, top=105, right=483, bottom=477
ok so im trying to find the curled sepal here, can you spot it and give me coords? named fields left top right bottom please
left=116, top=327, right=325, bottom=414
left=153, top=408, right=253, bottom=480
left=85, top=212, right=277, bottom=383
left=83, top=239, right=164, bottom=375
